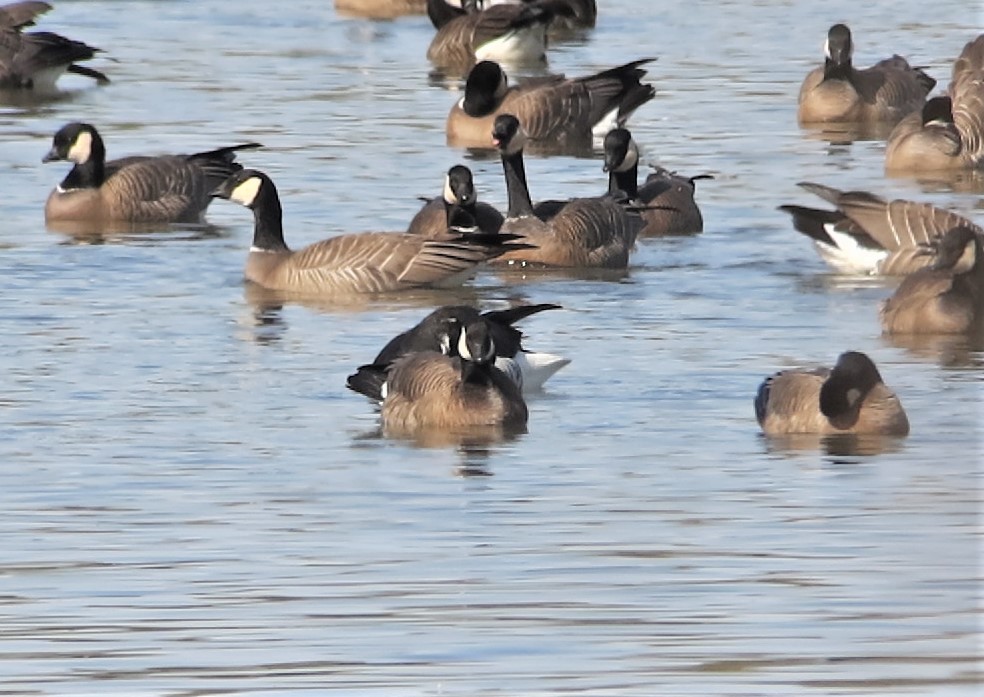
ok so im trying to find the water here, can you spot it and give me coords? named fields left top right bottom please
left=0, top=0, right=981, bottom=694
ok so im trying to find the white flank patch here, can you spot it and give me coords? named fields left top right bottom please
left=592, top=107, right=622, bottom=138
left=475, top=26, right=546, bottom=64
left=32, top=66, right=68, bottom=93
left=231, top=177, right=263, bottom=207
left=813, top=226, right=887, bottom=275
left=512, top=351, right=571, bottom=392
left=68, top=131, right=93, bottom=164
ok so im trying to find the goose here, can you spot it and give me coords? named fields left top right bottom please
left=490, top=114, right=642, bottom=268
left=446, top=58, right=655, bottom=150
left=406, top=164, right=504, bottom=238
left=450, top=0, right=596, bottom=30
left=880, top=226, right=983, bottom=335
left=602, top=127, right=709, bottom=236
left=347, top=319, right=529, bottom=431
left=350, top=302, right=569, bottom=393
left=425, top=0, right=573, bottom=74
left=755, top=351, right=910, bottom=436
left=43, top=122, right=261, bottom=225
left=797, top=23, right=935, bottom=126
left=778, top=181, right=983, bottom=275
left=885, top=34, right=984, bottom=172
left=0, top=1, right=108, bottom=90
left=211, top=169, right=529, bottom=297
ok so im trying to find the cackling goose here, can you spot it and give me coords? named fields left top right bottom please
left=755, top=351, right=910, bottom=436
left=602, top=127, right=709, bottom=236
left=212, top=169, right=529, bottom=297
left=797, top=23, right=935, bottom=126
left=43, top=122, right=261, bottom=225
left=885, top=34, right=984, bottom=172
left=447, top=58, right=655, bottom=151
left=778, top=181, right=983, bottom=275
left=407, top=164, right=504, bottom=238
left=490, top=114, right=642, bottom=268
left=880, top=226, right=983, bottom=335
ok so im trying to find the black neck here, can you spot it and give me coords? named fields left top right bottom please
left=500, top=149, right=534, bottom=217
left=60, top=139, right=106, bottom=190
left=823, top=57, right=853, bottom=82
left=608, top=163, right=638, bottom=199
left=250, top=186, right=289, bottom=253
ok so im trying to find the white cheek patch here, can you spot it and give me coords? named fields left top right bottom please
left=846, top=387, right=861, bottom=408
left=458, top=329, right=473, bottom=361
left=68, top=131, right=92, bottom=164
left=824, top=37, right=831, bottom=59
left=443, top=175, right=455, bottom=205
left=616, top=142, right=639, bottom=172
left=230, top=177, right=262, bottom=206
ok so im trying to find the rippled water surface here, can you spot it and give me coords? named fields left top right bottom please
left=0, top=1, right=981, bottom=694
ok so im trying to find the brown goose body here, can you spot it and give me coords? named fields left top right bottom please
left=880, top=226, right=984, bottom=335
left=447, top=58, right=655, bottom=150
left=213, top=169, right=526, bottom=297
left=885, top=35, right=984, bottom=172
left=602, top=128, right=707, bottom=236
left=778, top=182, right=983, bottom=275
left=755, top=351, right=909, bottom=436
left=491, top=114, right=641, bottom=269
left=797, top=24, right=934, bottom=126
left=0, top=1, right=108, bottom=90
left=43, top=122, right=260, bottom=225
left=426, top=0, right=568, bottom=74
left=334, top=0, right=426, bottom=19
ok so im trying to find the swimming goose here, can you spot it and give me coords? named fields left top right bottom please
left=446, top=58, right=655, bottom=150
left=778, top=181, right=983, bottom=275
left=797, top=23, right=935, bottom=126
left=755, top=351, right=910, bottom=436
left=0, top=1, right=109, bottom=89
left=426, top=0, right=572, bottom=74
left=880, top=226, right=983, bottom=335
left=351, top=302, right=569, bottom=393
left=406, top=164, right=504, bottom=238
left=43, top=122, right=261, bottom=225
left=348, top=319, right=529, bottom=431
left=491, top=114, right=642, bottom=268
left=212, top=169, right=528, bottom=297
left=452, top=0, right=596, bottom=30
left=602, top=127, right=709, bottom=236
left=885, top=34, right=984, bottom=172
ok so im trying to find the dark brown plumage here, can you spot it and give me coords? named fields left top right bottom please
left=406, top=164, right=504, bottom=238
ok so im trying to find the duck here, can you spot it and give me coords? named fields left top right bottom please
left=446, top=58, right=655, bottom=151
left=778, top=181, right=983, bottom=275
left=426, top=0, right=573, bottom=74
left=490, top=114, right=642, bottom=268
left=602, top=127, right=709, bottom=236
left=406, top=164, right=504, bottom=238
left=350, top=302, right=569, bottom=393
left=347, top=318, right=529, bottom=431
left=797, top=23, right=935, bottom=126
left=755, top=351, right=910, bottom=436
left=42, top=122, right=261, bottom=225
left=211, top=168, right=529, bottom=297
left=0, top=1, right=109, bottom=90
left=885, top=34, right=984, bottom=172
left=880, top=226, right=983, bottom=335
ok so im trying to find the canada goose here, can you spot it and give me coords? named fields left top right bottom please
left=43, top=122, right=261, bottom=225
left=446, top=58, right=655, bottom=151
left=490, top=114, right=642, bottom=268
left=0, top=1, right=109, bottom=90
left=885, top=35, right=984, bottom=172
left=602, top=127, right=709, bottom=236
left=797, top=23, right=935, bottom=126
left=334, top=0, right=426, bottom=20
left=348, top=319, right=529, bottom=431
left=426, top=0, right=572, bottom=74
left=755, top=351, right=910, bottom=436
left=880, top=226, right=983, bottom=335
left=351, top=302, right=569, bottom=393
left=778, top=181, right=983, bottom=275
left=406, top=164, right=504, bottom=238
left=212, top=169, right=529, bottom=297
